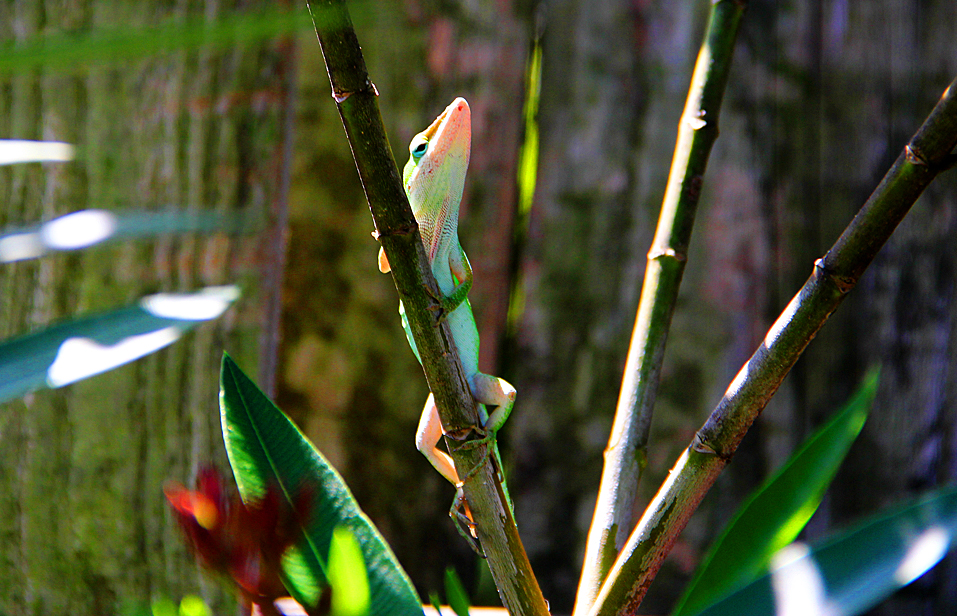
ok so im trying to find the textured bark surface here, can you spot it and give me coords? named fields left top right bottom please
left=0, top=1, right=293, bottom=613
left=4, top=0, right=957, bottom=615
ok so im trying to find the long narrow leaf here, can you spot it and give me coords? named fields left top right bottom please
left=0, top=209, right=252, bottom=263
left=219, top=354, right=422, bottom=615
left=0, top=285, right=239, bottom=403
left=673, top=369, right=878, bottom=616
left=0, top=8, right=311, bottom=74
left=444, top=568, right=471, bottom=616
left=692, top=485, right=957, bottom=616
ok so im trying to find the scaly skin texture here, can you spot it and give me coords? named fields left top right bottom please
left=378, top=98, right=515, bottom=518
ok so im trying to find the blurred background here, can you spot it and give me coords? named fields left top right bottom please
left=1, top=0, right=956, bottom=614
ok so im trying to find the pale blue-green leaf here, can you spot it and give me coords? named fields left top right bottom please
left=0, top=209, right=252, bottom=263
left=0, top=286, right=239, bottom=403
left=692, top=485, right=957, bottom=616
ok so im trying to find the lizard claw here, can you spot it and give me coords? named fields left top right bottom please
left=450, top=484, right=485, bottom=557
left=422, top=284, right=451, bottom=324
left=449, top=425, right=497, bottom=482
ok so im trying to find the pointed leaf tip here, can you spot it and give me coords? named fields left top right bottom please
left=218, top=355, right=423, bottom=616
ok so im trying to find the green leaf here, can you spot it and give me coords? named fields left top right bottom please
left=0, top=286, right=239, bottom=404
left=444, top=568, right=470, bottom=616
left=428, top=593, right=443, bottom=616
left=0, top=209, right=252, bottom=263
left=151, top=598, right=177, bottom=616
left=692, top=485, right=957, bottom=616
left=0, top=7, right=312, bottom=75
left=673, top=369, right=879, bottom=616
left=177, top=596, right=211, bottom=616
left=219, top=354, right=422, bottom=616
left=329, top=526, right=371, bottom=616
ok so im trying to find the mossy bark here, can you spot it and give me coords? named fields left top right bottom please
left=0, top=1, right=294, bottom=613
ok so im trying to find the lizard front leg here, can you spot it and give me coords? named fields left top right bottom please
left=424, top=246, right=474, bottom=322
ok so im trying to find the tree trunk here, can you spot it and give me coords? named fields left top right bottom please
left=0, top=1, right=294, bottom=613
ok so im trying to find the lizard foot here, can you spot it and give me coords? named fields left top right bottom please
left=422, top=283, right=451, bottom=324
left=450, top=484, right=485, bottom=557
left=449, top=425, right=497, bottom=483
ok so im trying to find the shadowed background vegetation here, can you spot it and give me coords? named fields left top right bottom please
left=1, top=1, right=956, bottom=615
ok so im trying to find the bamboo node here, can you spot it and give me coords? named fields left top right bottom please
left=375, top=221, right=417, bottom=239
left=905, top=143, right=929, bottom=167
left=686, top=113, right=707, bottom=131
left=814, top=258, right=855, bottom=293
left=692, top=434, right=725, bottom=458
left=331, top=79, right=378, bottom=103
left=647, top=246, right=687, bottom=262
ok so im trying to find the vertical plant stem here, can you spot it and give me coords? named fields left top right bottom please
left=305, top=2, right=549, bottom=615
left=588, top=76, right=957, bottom=616
left=574, top=2, right=746, bottom=614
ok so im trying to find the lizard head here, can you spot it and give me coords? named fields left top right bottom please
left=402, top=97, right=471, bottom=262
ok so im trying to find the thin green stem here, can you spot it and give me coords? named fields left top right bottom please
left=588, top=76, right=957, bottom=616
left=305, top=2, right=548, bottom=615
left=574, top=2, right=746, bottom=614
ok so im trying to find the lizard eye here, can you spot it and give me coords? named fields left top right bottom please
left=410, top=138, right=428, bottom=159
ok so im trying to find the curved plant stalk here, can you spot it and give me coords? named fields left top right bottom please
left=574, top=2, right=747, bottom=614
left=305, top=2, right=548, bottom=615
left=672, top=369, right=877, bottom=616
left=589, top=76, right=957, bottom=616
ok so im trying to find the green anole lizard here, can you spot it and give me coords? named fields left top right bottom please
left=378, top=97, right=516, bottom=535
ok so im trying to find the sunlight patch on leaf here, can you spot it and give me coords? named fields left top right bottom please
left=893, top=526, right=950, bottom=585
left=328, top=526, right=371, bottom=616
left=0, top=232, right=46, bottom=262
left=41, top=210, right=118, bottom=250
left=769, top=544, right=833, bottom=616
left=0, top=139, right=74, bottom=165
left=47, top=327, right=181, bottom=387
left=141, top=286, right=240, bottom=320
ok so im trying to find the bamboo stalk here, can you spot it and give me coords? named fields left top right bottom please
left=573, top=2, right=747, bottom=614
left=588, top=76, right=957, bottom=616
left=305, top=2, right=549, bottom=615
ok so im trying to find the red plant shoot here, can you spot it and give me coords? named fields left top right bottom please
left=165, top=467, right=313, bottom=612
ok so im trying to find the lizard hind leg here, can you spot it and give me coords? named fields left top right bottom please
left=415, top=393, right=460, bottom=486
left=416, top=395, right=482, bottom=553
left=469, top=372, right=516, bottom=433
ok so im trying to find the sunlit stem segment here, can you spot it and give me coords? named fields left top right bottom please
left=574, top=2, right=746, bottom=614
left=589, top=75, right=957, bottom=616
